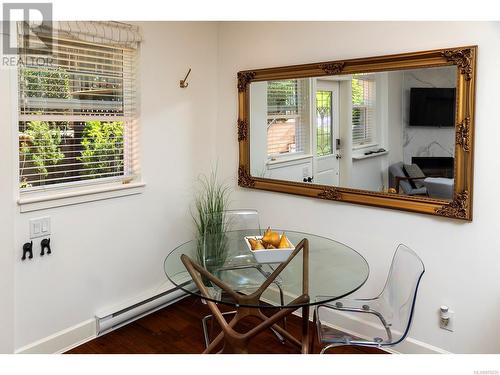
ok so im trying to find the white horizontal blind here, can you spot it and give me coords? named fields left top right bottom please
left=352, top=75, right=376, bottom=146
left=267, top=79, right=309, bottom=158
left=18, top=24, right=138, bottom=190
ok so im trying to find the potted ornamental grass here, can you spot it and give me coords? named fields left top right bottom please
left=192, top=169, right=232, bottom=277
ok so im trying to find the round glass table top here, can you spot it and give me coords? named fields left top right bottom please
left=164, top=229, right=369, bottom=309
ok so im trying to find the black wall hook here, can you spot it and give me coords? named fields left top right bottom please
left=40, top=238, right=51, bottom=256
left=22, top=241, right=33, bottom=260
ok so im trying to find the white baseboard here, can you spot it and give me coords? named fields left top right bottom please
left=15, top=285, right=190, bottom=354
left=15, top=285, right=449, bottom=355
left=15, top=319, right=96, bottom=354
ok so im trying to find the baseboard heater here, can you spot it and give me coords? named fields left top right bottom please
left=95, top=280, right=194, bottom=336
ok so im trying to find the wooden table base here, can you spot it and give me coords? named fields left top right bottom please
left=181, top=238, right=310, bottom=354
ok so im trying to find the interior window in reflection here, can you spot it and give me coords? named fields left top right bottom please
left=267, top=79, right=310, bottom=158
left=352, top=75, right=376, bottom=147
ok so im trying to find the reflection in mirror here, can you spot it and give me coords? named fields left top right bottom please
left=249, top=66, right=456, bottom=201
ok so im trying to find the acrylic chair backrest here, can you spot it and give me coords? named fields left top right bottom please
left=378, top=244, right=425, bottom=345
left=223, top=209, right=261, bottom=233
left=199, top=210, right=260, bottom=268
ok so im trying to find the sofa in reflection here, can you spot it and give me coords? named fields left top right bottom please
left=389, top=162, right=454, bottom=200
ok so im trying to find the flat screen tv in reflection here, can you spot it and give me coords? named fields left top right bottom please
left=409, top=88, right=456, bottom=127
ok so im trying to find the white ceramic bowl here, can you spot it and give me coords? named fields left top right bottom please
left=244, top=235, right=294, bottom=264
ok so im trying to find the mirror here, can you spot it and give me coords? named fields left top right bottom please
left=237, top=47, right=476, bottom=220
left=249, top=66, right=457, bottom=201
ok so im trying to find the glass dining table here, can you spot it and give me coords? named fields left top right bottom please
left=164, top=229, right=369, bottom=354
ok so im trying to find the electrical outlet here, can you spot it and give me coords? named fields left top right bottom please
left=439, top=306, right=454, bottom=332
left=29, top=217, right=51, bottom=239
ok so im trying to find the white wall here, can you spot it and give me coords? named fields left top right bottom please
left=387, top=71, right=404, bottom=166
left=5, top=21, right=500, bottom=354
left=216, top=21, right=500, bottom=353
left=249, top=81, right=268, bottom=176
left=11, top=22, right=219, bottom=349
left=0, top=67, right=15, bottom=353
left=350, top=157, right=385, bottom=191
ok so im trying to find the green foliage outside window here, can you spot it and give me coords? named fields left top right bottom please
left=19, top=67, right=70, bottom=188
left=19, top=121, right=65, bottom=186
left=19, top=57, right=127, bottom=187
left=351, top=78, right=371, bottom=145
left=267, top=80, right=298, bottom=114
left=21, top=67, right=70, bottom=99
left=79, top=121, right=124, bottom=177
left=352, top=78, right=364, bottom=105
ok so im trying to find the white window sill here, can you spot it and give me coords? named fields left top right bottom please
left=352, top=143, right=379, bottom=151
left=266, top=154, right=313, bottom=170
left=267, top=154, right=313, bottom=166
left=18, top=181, right=146, bottom=213
left=352, top=150, right=389, bottom=161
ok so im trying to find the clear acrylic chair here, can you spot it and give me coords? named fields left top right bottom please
left=199, top=209, right=286, bottom=348
left=313, top=244, right=425, bottom=354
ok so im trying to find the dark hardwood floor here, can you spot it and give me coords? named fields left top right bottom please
left=66, top=296, right=386, bottom=354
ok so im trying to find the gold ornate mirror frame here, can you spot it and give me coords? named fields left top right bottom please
left=237, top=46, right=476, bottom=221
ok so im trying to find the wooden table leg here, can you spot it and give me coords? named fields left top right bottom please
left=181, top=238, right=311, bottom=354
left=302, top=305, right=310, bottom=354
left=301, top=238, right=310, bottom=354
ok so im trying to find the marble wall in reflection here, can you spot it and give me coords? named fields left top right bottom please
left=402, top=67, right=456, bottom=164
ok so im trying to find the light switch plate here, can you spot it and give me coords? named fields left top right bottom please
left=29, top=217, right=50, bottom=239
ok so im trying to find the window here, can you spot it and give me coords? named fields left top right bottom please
left=316, top=90, right=333, bottom=156
left=267, top=79, right=309, bottom=159
left=352, top=76, right=376, bottom=147
left=17, top=24, right=139, bottom=190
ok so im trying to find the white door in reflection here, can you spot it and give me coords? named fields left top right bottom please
left=314, top=80, right=339, bottom=185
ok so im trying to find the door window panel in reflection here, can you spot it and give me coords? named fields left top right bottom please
left=316, top=90, right=333, bottom=157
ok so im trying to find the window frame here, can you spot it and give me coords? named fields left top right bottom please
left=15, top=28, right=143, bottom=210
